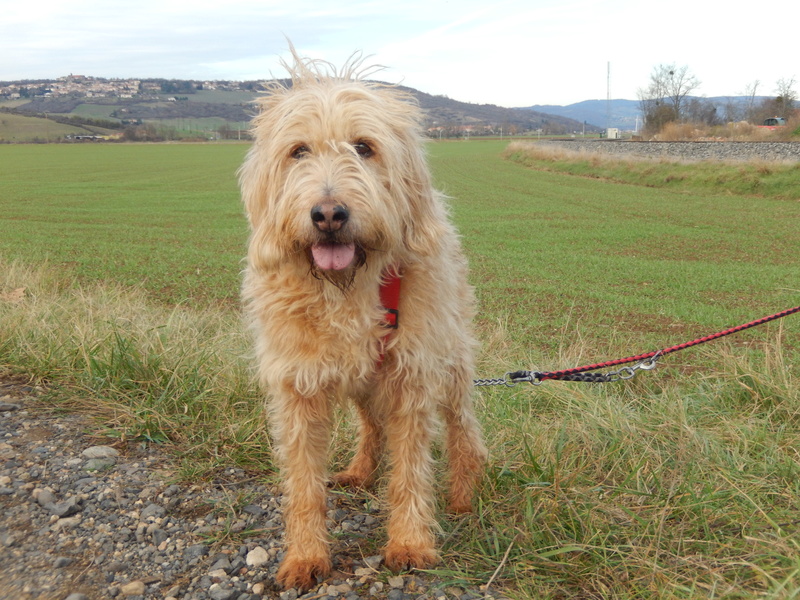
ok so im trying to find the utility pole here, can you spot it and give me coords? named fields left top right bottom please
left=606, top=61, right=611, bottom=132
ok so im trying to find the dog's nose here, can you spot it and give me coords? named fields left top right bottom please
left=311, top=203, right=349, bottom=232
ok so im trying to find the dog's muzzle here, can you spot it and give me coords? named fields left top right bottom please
left=311, top=203, right=349, bottom=233
left=309, top=202, right=357, bottom=271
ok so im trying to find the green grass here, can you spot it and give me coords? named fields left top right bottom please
left=0, top=143, right=249, bottom=305
left=430, top=141, right=799, bottom=358
left=2, top=140, right=800, bottom=598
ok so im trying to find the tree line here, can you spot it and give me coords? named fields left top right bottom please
left=637, top=64, right=797, bottom=135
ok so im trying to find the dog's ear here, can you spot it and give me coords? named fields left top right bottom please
left=393, top=141, right=450, bottom=258
left=239, top=137, right=286, bottom=270
left=372, top=87, right=450, bottom=258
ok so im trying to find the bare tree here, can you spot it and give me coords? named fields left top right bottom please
left=774, top=77, right=797, bottom=119
left=638, top=63, right=701, bottom=133
left=665, top=65, right=702, bottom=118
left=742, top=80, right=760, bottom=122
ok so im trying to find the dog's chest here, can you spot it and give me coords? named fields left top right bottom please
left=269, top=283, right=385, bottom=364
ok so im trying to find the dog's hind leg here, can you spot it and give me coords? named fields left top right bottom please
left=273, top=392, right=333, bottom=591
left=441, top=360, right=487, bottom=514
left=331, top=396, right=383, bottom=489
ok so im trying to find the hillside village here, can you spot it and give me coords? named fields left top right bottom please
left=0, top=74, right=249, bottom=100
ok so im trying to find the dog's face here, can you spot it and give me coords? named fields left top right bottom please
left=240, top=66, right=446, bottom=285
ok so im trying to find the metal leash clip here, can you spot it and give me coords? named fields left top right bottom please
left=605, top=352, right=661, bottom=382
left=504, top=370, right=539, bottom=386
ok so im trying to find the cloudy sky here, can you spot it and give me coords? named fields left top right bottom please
left=2, top=0, right=796, bottom=107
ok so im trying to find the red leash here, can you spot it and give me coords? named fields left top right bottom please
left=475, top=305, right=800, bottom=386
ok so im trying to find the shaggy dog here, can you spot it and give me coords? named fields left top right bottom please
left=239, top=48, right=487, bottom=591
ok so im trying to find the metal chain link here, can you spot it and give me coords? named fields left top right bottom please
left=600, top=352, right=661, bottom=382
left=473, top=370, right=537, bottom=387
left=473, top=353, right=662, bottom=387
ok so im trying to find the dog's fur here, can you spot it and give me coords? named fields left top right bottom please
left=239, top=48, right=487, bottom=591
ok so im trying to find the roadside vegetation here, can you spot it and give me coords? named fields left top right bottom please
left=2, top=140, right=799, bottom=598
left=650, top=119, right=800, bottom=142
left=503, top=141, right=800, bottom=200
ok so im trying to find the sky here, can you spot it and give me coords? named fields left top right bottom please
left=2, top=0, right=797, bottom=107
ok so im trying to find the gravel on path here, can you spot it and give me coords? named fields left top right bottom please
left=1, top=375, right=500, bottom=600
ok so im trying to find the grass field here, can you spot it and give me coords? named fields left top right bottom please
left=0, top=112, right=97, bottom=142
left=2, top=140, right=800, bottom=598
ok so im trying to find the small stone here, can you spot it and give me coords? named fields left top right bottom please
left=152, top=527, right=168, bottom=546
left=45, top=496, right=82, bottom=517
left=185, top=544, right=209, bottom=559
left=388, top=575, right=405, bottom=588
left=245, top=546, right=269, bottom=568
left=65, top=594, right=90, bottom=600
left=364, top=555, right=383, bottom=569
left=82, top=445, right=120, bottom=459
left=242, top=504, right=265, bottom=516
left=210, top=555, right=233, bottom=573
left=140, top=503, right=166, bottom=519
left=54, top=556, right=73, bottom=568
left=328, top=583, right=352, bottom=595
left=230, top=519, right=247, bottom=533
left=208, top=583, right=236, bottom=600
left=119, top=580, right=146, bottom=596
left=34, top=488, right=56, bottom=506
left=279, top=589, right=298, bottom=600
left=252, top=582, right=265, bottom=595
left=387, top=590, right=405, bottom=600
left=106, top=561, right=126, bottom=572
left=85, top=457, right=116, bottom=471
left=368, top=582, right=384, bottom=595
left=0, top=402, right=20, bottom=412
left=164, top=584, right=182, bottom=597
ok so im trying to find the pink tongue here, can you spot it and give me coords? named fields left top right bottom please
left=311, top=242, right=356, bottom=270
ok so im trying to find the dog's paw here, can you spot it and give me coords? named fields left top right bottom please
left=276, top=554, right=332, bottom=591
left=330, top=470, right=374, bottom=490
left=384, top=543, right=439, bottom=573
left=446, top=498, right=474, bottom=514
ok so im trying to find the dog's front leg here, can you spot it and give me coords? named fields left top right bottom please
left=383, top=386, right=439, bottom=572
left=272, top=391, right=333, bottom=591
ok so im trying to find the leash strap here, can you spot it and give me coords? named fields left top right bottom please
left=475, top=304, right=800, bottom=386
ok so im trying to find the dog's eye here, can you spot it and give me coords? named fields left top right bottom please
left=291, top=145, right=310, bottom=159
left=353, top=141, right=374, bottom=159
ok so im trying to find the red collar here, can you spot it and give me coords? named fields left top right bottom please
left=379, top=267, right=401, bottom=329
left=378, top=267, right=401, bottom=365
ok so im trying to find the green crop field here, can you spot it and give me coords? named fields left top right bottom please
left=0, top=143, right=249, bottom=304
left=2, top=140, right=800, bottom=598
left=0, top=112, right=93, bottom=142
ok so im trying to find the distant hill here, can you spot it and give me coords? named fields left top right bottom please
left=525, top=96, right=775, bottom=131
left=2, top=77, right=598, bottom=141
left=526, top=99, right=641, bottom=131
left=403, top=87, right=601, bottom=135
